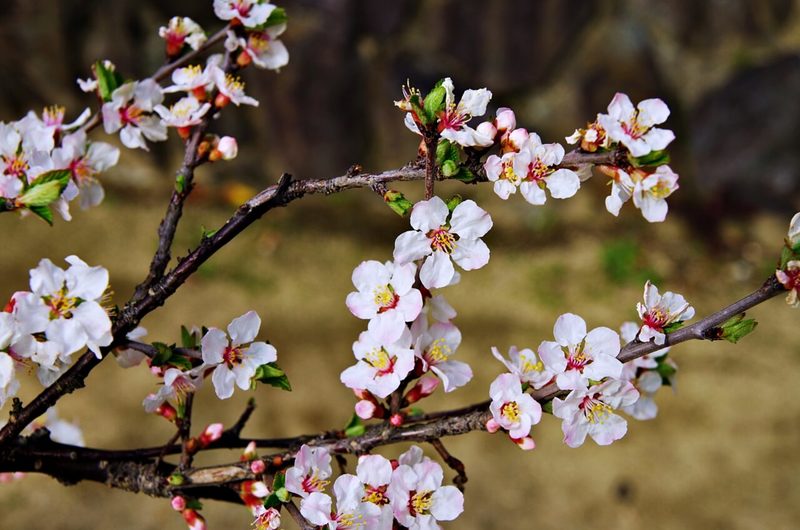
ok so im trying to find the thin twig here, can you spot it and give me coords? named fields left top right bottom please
left=179, top=393, right=196, bottom=470
left=430, top=438, right=467, bottom=491
left=285, top=500, right=315, bottom=530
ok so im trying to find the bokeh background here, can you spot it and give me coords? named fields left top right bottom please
left=2, top=0, right=800, bottom=528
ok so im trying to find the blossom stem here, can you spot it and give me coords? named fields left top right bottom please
left=424, top=134, right=438, bottom=200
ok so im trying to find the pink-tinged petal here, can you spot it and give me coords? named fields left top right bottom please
left=642, top=128, right=675, bottom=151
left=520, top=181, right=547, bottom=205
left=357, top=454, right=393, bottom=486
left=352, top=260, right=390, bottom=292
left=546, top=169, right=580, bottom=199
left=120, top=124, right=147, bottom=150
left=450, top=200, right=492, bottom=240
left=556, top=370, right=587, bottom=391
left=513, top=435, right=536, bottom=450
left=390, top=261, right=417, bottom=294
left=486, top=418, right=501, bottom=433
left=300, top=492, right=332, bottom=526
left=562, top=417, right=589, bottom=448
left=518, top=393, right=543, bottom=424
left=588, top=413, right=627, bottom=445
left=636, top=98, right=670, bottom=126
left=789, top=212, right=800, bottom=245
left=396, top=289, right=423, bottom=322
left=583, top=353, right=623, bottom=382
left=537, top=341, right=567, bottom=374
left=393, top=231, right=431, bottom=264
left=491, top=347, right=515, bottom=373
left=430, top=485, right=464, bottom=521
left=211, top=365, right=236, bottom=399
left=369, top=371, right=401, bottom=398
left=201, top=328, right=228, bottom=365
left=625, top=395, right=658, bottom=420
left=432, top=360, right=472, bottom=392
left=553, top=313, right=586, bottom=346
left=245, top=342, right=277, bottom=365
left=233, top=363, right=255, bottom=390
left=410, top=196, right=449, bottom=232
left=451, top=238, right=490, bottom=271
left=333, top=474, right=364, bottom=512
left=346, top=291, right=378, bottom=319
left=420, top=252, right=455, bottom=289
left=493, top=179, right=517, bottom=199
left=484, top=155, right=503, bottom=181
left=340, top=362, right=374, bottom=391
left=368, top=311, right=406, bottom=344
left=227, top=310, right=260, bottom=345
left=606, top=92, right=635, bottom=121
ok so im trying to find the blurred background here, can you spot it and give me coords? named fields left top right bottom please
left=1, top=0, right=800, bottom=528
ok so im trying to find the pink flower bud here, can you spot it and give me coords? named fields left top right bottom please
left=512, top=435, right=536, bottom=451
left=476, top=121, right=497, bottom=142
left=217, top=136, right=238, bottom=160
left=155, top=402, right=177, bottom=422
left=250, top=459, right=266, bottom=474
left=390, top=413, right=404, bottom=427
left=503, top=127, right=529, bottom=153
left=355, top=399, right=376, bottom=420
left=171, top=495, right=187, bottom=512
left=198, top=423, right=224, bottom=447
left=242, top=440, right=258, bottom=461
left=405, top=376, right=439, bottom=404
left=485, top=418, right=501, bottom=433
left=495, top=107, right=516, bottom=133
left=183, top=509, right=206, bottom=530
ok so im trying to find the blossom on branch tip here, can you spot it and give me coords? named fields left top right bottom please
left=597, top=93, right=674, bottom=157
left=487, top=373, right=542, bottom=448
left=346, top=260, right=422, bottom=341
left=393, top=196, right=492, bottom=289
left=356, top=454, right=394, bottom=529
left=200, top=310, right=277, bottom=399
left=538, top=313, right=622, bottom=390
left=491, top=345, right=554, bottom=390
left=143, top=367, right=202, bottom=413
left=225, top=26, right=289, bottom=70
left=516, top=134, right=580, bottom=205
left=159, top=17, right=207, bottom=57
left=210, top=136, right=238, bottom=161
left=340, top=327, right=415, bottom=399
left=214, top=0, right=276, bottom=28
left=154, top=96, right=212, bottom=130
left=566, top=120, right=608, bottom=152
left=52, top=130, right=119, bottom=210
left=164, top=65, right=214, bottom=98
left=636, top=281, right=694, bottom=345
left=553, top=378, right=639, bottom=447
left=210, top=66, right=259, bottom=107
left=777, top=261, right=800, bottom=307
left=253, top=506, right=281, bottom=530
left=286, top=444, right=332, bottom=498
left=437, top=78, right=493, bottom=147
left=101, top=80, right=167, bottom=150
left=787, top=212, right=800, bottom=247
left=602, top=165, right=679, bottom=223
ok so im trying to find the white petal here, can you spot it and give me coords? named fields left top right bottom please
left=553, top=313, right=586, bottom=346
left=227, top=310, right=261, bottom=345
left=546, top=169, right=580, bottom=199
left=410, top=196, right=449, bottom=232
left=449, top=200, right=492, bottom=240
left=419, top=252, right=455, bottom=289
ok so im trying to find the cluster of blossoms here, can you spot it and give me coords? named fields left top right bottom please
left=776, top=212, right=800, bottom=307
left=341, top=194, right=492, bottom=422
left=487, top=280, right=692, bottom=449
left=288, top=444, right=463, bottom=530
left=568, top=93, right=679, bottom=222
left=0, top=256, right=112, bottom=408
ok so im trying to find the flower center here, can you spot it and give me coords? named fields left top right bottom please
left=4, top=156, right=29, bottom=178
left=365, top=348, right=394, bottom=374
left=409, top=490, right=434, bottom=516
left=224, top=73, right=246, bottom=93
left=222, top=345, right=244, bottom=366
left=643, top=308, right=669, bottom=330
left=44, top=289, right=80, bottom=319
left=43, top=105, right=65, bottom=127
left=248, top=33, right=271, bottom=53
left=334, top=511, right=365, bottom=529
left=648, top=180, right=673, bottom=199
left=502, top=161, right=520, bottom=184
left=565, top=345, right=589, bottom=372
left=301, top=473, right=329, bottom=494
left=438, top=104, right=468, bottom=132
left=621, top=113, right=647, bottom=139
left=373, top=285, right=399, bottom=312
left=426, top=338, right=452, bottom=364
left=526, top=158, right=551, bottom=184
left=363, top=484, right=389, bottom=506
left=580, top=395, right=613, bottom=424
left=501, top=401, right=521, bottom=422
left=521, top=356, right=544, bottom=373
left=428, top=227, right=457, bottom=254
left=69, top=157, right=94, bottom=183
left=120, top=105, right=144, bottom=125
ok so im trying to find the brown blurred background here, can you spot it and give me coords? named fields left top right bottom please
left=1, top=0, right=800, bottom=529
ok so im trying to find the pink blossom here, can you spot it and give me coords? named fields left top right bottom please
left=597, top=93, right=674, bottom=157
left=413, top=318, right=472, bottom=392
left=286, top=444, right=332, bottom=498
left=486, top=373, right=542, bottom=446
left=340, top=327, right=415, bottom=399
left=491, top=345, right=554, bottom=390
left=637, top=281, right=694, bottom=345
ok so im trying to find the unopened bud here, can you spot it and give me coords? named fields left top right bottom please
left=236, top=51, right=252, bottom=68
left=177, top=126, right=192, bottom=140
left=404, top=376, right=439, bottom=404
left=355, top=400, right=377, bottom=420
left=513, top=435, right=536, bottom=451
left=475, top=121, right=497, bottom=142
left=155, top=402, right=177, bottom=422
left=214, top=92, right=231, bottom=109
left=171, top=495, right=187, bottom=512
left=494, top=107, right=515, bottom=133
left=389, top=413, right=404, bottom=427
left=242, top=440, right=258, bottom=461
left=250, top=459, right=266, bottom=474
left=198, top=423, right=224, bottom=447
left=217, top=136, right=238, bottom=160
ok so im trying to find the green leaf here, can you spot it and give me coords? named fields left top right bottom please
left=275, top=487, right=290, bottom=503
left=344, top=413, right=365, bottom=438
left=656, top=360, right=678, bottom=384
left=151, top=342, right=174, bottom=366
left=29, top=169, right=71, bottom=188
left=717, top=313, right=758, bottom=344
left=407, top=407, right=424, bottom=418
left=408, top=94, right=429, bottom=126
left=175, top=173, right=187, bottom=194
left=384, top=190, right=413, bottom=217
left=423, top=85, right=446, bottom=123
left=255, top=362, right=292, bottom=391
left=94, top=60, right=123, bottom=102
left=541, top=400, right=554, bottom=415
left=441, top=159, right=458, bottom=177
left=446, top=194, right=463, bottom=212
left=264, top=7, right=288, bottom=27
left=185, top=499, right=203, bottom=511
left=630, top=150, right=670, bottom=168
left=201, top=226, right=218, bottom=239
left=273, top=471, right=286, bottom=491
left=263, top=492, right=282, bottom=509
left=167, top=473, right=185, bottom=486
left=18, top=170, right=70, bottom=208
left=27, top=205, right=54, bottom=225
left=453, top=167, right=477, bottom=183
left=180, top=325, right=196, bottom=349
left=663, top=321, right=685, bottom=333
left=779, top=245, right=798, bottom=269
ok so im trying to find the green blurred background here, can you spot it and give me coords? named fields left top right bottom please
left=1, top=0, right=800, bottom=528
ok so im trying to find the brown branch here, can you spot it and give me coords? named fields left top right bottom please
left=430, top=439, right=467, bottom=491
left=285, top=500, right=315, bottom=530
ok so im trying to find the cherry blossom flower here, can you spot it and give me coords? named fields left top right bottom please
left=357, top=454, right=394, bottom=529
left=637, top=281, right=694, bottom=345
left=437, top=78, right=493, bottom=147
left=301, top=474, right=382, bottom=529
left=214, top=0, right=276, bottom=28
left=101, top=79, right=167, bottom=150
left=201, top=311, right=277, bottom=399
left=16, top=106, right=91, bottom=152
left=225, top=26, right=289, bottom=70
left=346, top=260, right=423, bottom=341
left=413, top=319, right=472, bottom=392
left=143, top=367, right=203, bottom=413
left=393, top=196, right=492, bottom=289
left=618, top=321, right=673, bottom=420
left=388, top=449, right=464, bottom=529
left=210, top=136, right=238, bottom=161
left=788, top=212, right=800, bottom=247
left=340, top=327, right=415, bottom=399
left=632, top=165, right=679, bottom=223
left=51, top=130, right=119, bottom=210
left=515, top=134, right=580, bottom=205
left=486, top=373, right=542, bottom=449
left=619, top=321, right=670, bottom=370
left=154, top=96, right=211, bottom=130
left=286, top=444, right=332, bottom=498
left=159, top=17, right=207, bottom=57
left=552, top=378, right=639, bottom=447
left=210, top=67, right=259, bottom=108
left=252, top=506, right=281, bottom=530
left=777, top=261, right=800, bottom=307
left=538, top=313, right=622, bottom=390
left=597, top=93, right=674, bottom=157
left=163, top=65, right=215, bottom=98
left=484, top=151, right=523, bottom=200
left=0, top=349, right=19, bottom=410
left=14, top=256, right=112, bottom=359
left=491, top=345, right=554, bottom=389
left=565, top=120, right=608, bottom=152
